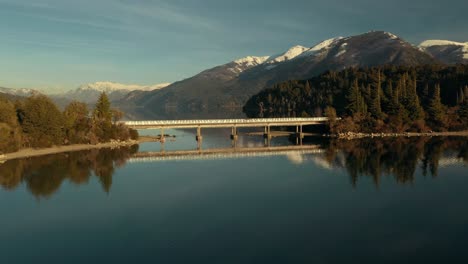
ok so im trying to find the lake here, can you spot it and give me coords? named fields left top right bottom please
left=0, top=128, right=467, bottom=264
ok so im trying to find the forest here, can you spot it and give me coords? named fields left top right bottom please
left=244, top=64, right=468, bottom=133
left=0, top=92, right=138, bottom=154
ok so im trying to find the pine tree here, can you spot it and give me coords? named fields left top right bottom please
left=93, top=92, right=113, bottom=141
left=406, top=78, right=425, bottom=121
left=346, top=79, right=367, bottom=115
left=93, top=92, right=112, bottom=122
left=369, top=70, right=383, bottom=119
left=427, top=84, right=446, bottom=129
left=304, top=81, right=312, bottom=97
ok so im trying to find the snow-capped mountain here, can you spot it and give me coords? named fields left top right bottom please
left=297, top=37, right=344, bottom=58
left=76, top=81, right=170, bottom=93
left=0, top=87, right=40, bottom=97
left=419, top=40, right=468, bottom=64
left=228, top=56, right=269, bottom=74
left=265, top=45, right=309, bottom=65
left=65, top=82, right=171, bottom=103
left=129, top=31, right=438, bottom=118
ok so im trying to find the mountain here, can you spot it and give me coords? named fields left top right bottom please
left=419, top=40, right=468, bottom=64
left=119, top=56, right=270, bottom=117
left=264, top=45, right=309, bottom=65
left=0, top=87, right=40, bottom=97
left=130, top=31, right=438, bottom=118
left=64, top=81, right=170, bottom=103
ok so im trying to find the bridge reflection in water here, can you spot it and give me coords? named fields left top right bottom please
left=129, top=145, right=325, bottom=163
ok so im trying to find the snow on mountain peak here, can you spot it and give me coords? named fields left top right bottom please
left=309, top=37, right=344, bottom=52
left=419, top=40, right=468, bottom=60
left=297, top=37, right=344, bottom=59
left=419, top=40, right=468, bottom=48
left=230, top=56, right=269, bottom=74
left=233, top=56, right=269, bottom=66
left=265, top=45, right=309, bottom=64
left=77, top=81, right=171, bottom=92
left=0, top=87, right=39, bottom=97
left=384, top=32, right=399, bottom=40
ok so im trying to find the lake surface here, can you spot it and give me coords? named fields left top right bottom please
left=0, top=128, right=467, bottom=264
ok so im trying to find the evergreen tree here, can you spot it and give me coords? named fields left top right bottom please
left=369, top=70, right=383, bottom=119
left=93, top=92, right=112, bottom=123
left=406, top=78, right=425, bottom=121
left=93, top=93, right=114, bottom=142
left=346, top=79, right=367, bottom=114
left=304, top=81, right=312, bottom=97
left=427, top=84, right=446, bottom=129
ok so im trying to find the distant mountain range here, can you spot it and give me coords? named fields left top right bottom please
left=122, top=31, right=468, bottom=118
left=0, top=87, right=40, bottom=97
left=63, top=81, right=171, bottom=104
left=2, top=31, right=466, bottom=118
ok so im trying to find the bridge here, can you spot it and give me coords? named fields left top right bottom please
left=122, top=117, right=331, bottom=146
left=122, top=117, right=330, bottom=129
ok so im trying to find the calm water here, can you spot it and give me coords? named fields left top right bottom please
left=0, top=128, right=467, bottom=264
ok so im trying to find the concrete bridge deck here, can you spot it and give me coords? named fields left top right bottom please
left=122, top=117, right=330, bottom=129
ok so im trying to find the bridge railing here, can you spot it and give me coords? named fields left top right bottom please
left=122, top=117, right=330, bottom=126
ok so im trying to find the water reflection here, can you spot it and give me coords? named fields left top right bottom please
left=0, top=137, right=466, bottom=198
left=0, top=145, right=139, bottom=198
left=322, top=137, right=467, bottom=187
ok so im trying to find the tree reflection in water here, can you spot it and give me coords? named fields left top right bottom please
left=0, top=145, right=139, bottom=198
left=323, top=137, right=467, bottom=187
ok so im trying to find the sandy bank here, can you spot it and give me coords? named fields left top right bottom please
left=0, top=136, right=159, bottom=162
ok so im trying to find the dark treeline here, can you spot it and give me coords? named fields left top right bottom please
left=0, top=92, right=138, bottom=154
left=323, top=137, right=467, bottom=187
left=244, top=64, right=468, bottom=133
left=0, top=145, right=138, bottom=198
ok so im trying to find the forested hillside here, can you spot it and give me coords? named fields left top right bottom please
left=244, top=64, right=468, bottom=133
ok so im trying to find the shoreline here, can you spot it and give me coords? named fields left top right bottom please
left=1, top=131, right=467, bottom=162
left=330, top=130, right=468, bottom=139
left=0, top=136, right=159, bottom=162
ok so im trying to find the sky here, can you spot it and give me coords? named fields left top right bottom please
left=0, top=0, right=467, bottom=93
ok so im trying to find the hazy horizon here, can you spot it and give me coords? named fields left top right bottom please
left=1, top=0, right=467, bottom=93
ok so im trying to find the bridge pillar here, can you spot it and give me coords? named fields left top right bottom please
left=230, top=126, right=238, bottom=141
left=299, top=125, right=304, bottom=145
left=294, top=125, right=305, bottom=145
left=196, top=126, right=203, bottom=142
left=264, top=125, right=272, bottom=147
left=263, top=126, right=272, bottom=139
left=195, top=127, right=203, bottom=149
left=196, top=127, right=203, bottom=150
left=160, top=128, right=165, bottom=142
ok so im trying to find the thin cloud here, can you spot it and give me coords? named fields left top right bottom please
left=113, top=1, right=221, bottom=32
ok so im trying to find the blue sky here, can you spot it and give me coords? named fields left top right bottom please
left=0, top=0, right=467, bottom=93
